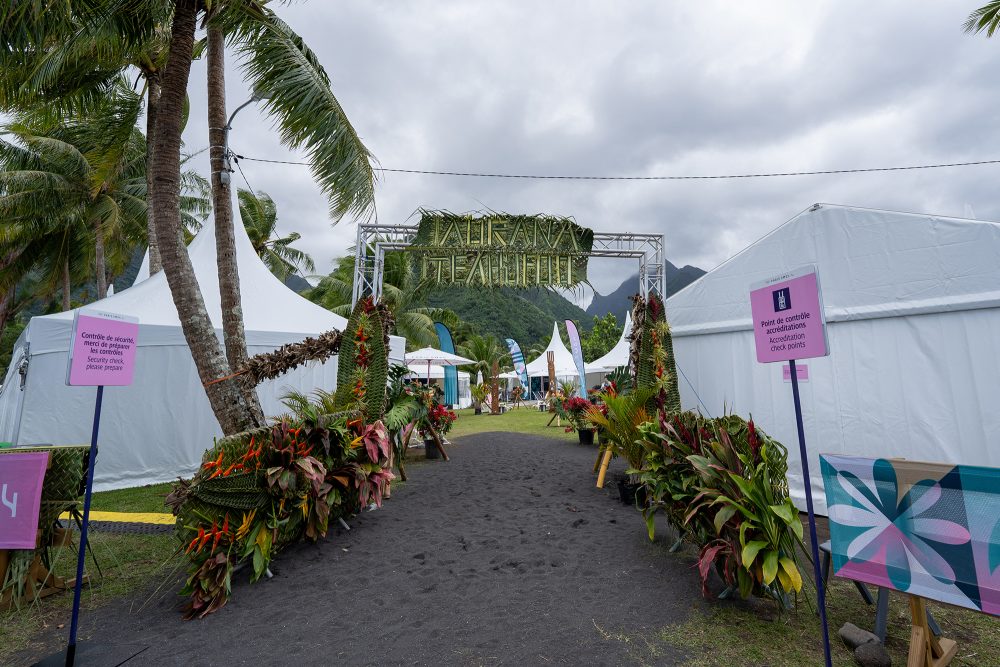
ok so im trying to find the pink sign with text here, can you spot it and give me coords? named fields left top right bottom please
left=750, top=266, right=829, bottom=363
left=0, top=451, right=49, bottom=549
left=66, top=310, right=139, bottom=386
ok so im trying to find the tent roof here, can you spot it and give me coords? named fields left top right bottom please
left=42, top=214, right=347, bottom=333
left=589, top=311, right=632, bottom=370
left=667, top=204, right=1000, bottom=337
left=404, top=364, right=470, bottom=379
left=523, top=322, right=606, bottom=376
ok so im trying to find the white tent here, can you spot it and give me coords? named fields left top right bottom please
left=507, top=322, right=607, bottom=395
left=0, top=217, right=405, bottom=490
left=589, top=311, right=632, bottom=371
left=404, top=364, right=473, bottom=409
left=667, top=203, right=1000, bottom=512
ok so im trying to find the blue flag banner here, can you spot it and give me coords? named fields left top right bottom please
left=434, top=322, right=459, bottom=406
left=505, top=338, right=529, bottom=389
left=564, top=320, right=588, bottom=397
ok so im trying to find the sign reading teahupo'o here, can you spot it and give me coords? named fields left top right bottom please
left=410, top=211, right=594, bottom=288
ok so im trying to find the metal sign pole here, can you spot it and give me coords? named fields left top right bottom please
left=788, top=360, right=832, bottom=667
left=65, top=385, right=103, bottom=667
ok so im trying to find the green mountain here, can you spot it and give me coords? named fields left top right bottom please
left=423, top=286, right=588, bottom=349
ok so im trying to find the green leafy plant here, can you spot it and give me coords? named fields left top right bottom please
left=168, top=393, right=395, bottom=618
left=634, top=412, right=804, bottom=605
left=585, top=387, right=654, bottom=471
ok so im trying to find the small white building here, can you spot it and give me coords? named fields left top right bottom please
left=667, top=204, right=1000, bottom=512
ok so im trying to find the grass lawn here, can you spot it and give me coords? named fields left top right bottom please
left=448, top=405, right=579, bottom=443
left=597, top=571, right=1000, bottom=666
left=0, top=484, right=180, bottom=660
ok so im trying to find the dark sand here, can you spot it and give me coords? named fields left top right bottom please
left=21, top=433, right=702, bottom=666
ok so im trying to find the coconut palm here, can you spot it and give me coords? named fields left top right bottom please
left=0, top=108, right=147, bottom=302
left=308, top=251, right=453, bottom=350
left=3, top=1, right=379, bottom=435
left=458, top=334, right=511, bottom=384
left=965, top=2, right=1000, bottom=35
left=237, top=189, right=315, bottom=280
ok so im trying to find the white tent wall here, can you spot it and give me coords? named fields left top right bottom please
left=667, top=204, right=1000, bottom=514
left=0, top=215, right=406, bottom=490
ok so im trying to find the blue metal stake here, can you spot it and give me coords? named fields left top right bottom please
left=66, top=384, right=103, bottom=667
left=788, top=360, right=832, bottom=667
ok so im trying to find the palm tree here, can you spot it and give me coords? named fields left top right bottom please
left=965, top=2, right=1000, bottom=35
left=0, top=108, right=147, bottom=302
left=458, top=334, right=511, bottom=384
left=3, top=0, right=379, bottom=436
left=308, top=251, right=452, bottom=349
left=238, top=189, right=315, bottom=280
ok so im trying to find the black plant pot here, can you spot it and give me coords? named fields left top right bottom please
left=577, top=429, right=595, bottom=445
left=617, top=479, right=647, bottom=507
left=424, top=438, right=440, bottom=460
left=474, top=406, right=482, bottom=415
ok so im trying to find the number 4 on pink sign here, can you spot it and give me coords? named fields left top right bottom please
left=1, top=483, right=16, bottom=518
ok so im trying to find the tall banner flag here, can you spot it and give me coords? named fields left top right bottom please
left=505, top=338, right=529, bottom=390
left=434, top=322, right=459, bottom=407
left=564, top=320, right=588, bottom=397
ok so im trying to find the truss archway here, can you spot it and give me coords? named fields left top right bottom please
left=351, top=223, right=665, bottom=308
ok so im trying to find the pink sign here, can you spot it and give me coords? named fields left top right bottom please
left=750, top=266, right=829, bottom=363
left=0, top=451, right=49, bottom=549
left=782, top=364, right=809, bottom=382
left=66, top=310, right=139, bottom=386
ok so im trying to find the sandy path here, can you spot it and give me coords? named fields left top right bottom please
left=21, top=433, right=700, bottom=666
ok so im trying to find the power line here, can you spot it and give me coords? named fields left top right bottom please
left=229, top=152, right=1000, bottom=181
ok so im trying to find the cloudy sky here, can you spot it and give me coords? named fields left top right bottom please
left=180, top=0, right=1000, bottom=303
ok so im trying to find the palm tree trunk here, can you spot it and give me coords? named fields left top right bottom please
left=62, top=259, right=71, bottom=311
left=0, top=284, right=13, bottom=343
left=207, top=25, right=263, bottom=422
left=149, top=0, right=258, bottom=436
left=145, top=76, right=162, bottom=275
left=94, top=219, right=107, bottom=299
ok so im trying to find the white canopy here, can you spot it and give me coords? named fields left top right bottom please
left=405, top=347, right=474, bottom=366
left=0, top=215, right=405, bottom=490
left=523, top=322, right=607, bottom=377
left=667, top=203, right=1000, bottom=512
left=589, top=311, right=632, bottom=371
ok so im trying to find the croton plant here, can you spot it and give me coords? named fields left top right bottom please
left=168, top=297, right=396, bottom=618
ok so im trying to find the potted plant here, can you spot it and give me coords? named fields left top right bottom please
left=420, top=403, right=457, bottom=459
left=586, top=387, right=654, bottom=505
left=470, top=382, right=489, bottom=415
left=562, top=396, right=596, bottom=444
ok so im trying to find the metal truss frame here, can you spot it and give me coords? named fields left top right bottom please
left=351, top=223, right=665, bottom=307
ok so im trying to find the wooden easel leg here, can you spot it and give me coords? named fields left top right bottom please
left=907, top=596, right=957, bottom=667
left=596, top=448, right=613, bottom=488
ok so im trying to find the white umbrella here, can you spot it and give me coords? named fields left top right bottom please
left=405, top=346, right=475, bottom=383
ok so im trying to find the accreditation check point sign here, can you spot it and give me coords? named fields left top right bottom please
left=749, top=266, right=833, bottom=667
left=53, top=310, right=140, bottom=666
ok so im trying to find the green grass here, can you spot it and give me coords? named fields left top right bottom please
left=448, top=405, right=579, bottom=443
left=591, top=553, right=1000, bottom=666
left=0, top=532, right=181, bottom=661
left=89, top=482, right=173, bottom=514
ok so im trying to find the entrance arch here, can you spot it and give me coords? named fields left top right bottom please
left=350, top=221, right=667, bottom=307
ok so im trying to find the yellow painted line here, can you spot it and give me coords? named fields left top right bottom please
left=59, top=510, right=175, bottom=525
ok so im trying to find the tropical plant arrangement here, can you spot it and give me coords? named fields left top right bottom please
left=585, top=387, right=654, bottom=502
left=561, top=396, right=596, bottom=443
left=632, top=411, right=805, bottom=606
left=421, top=403, right=457, bottom=440
left=470, top=382, right=489, bottom=415
left=166, top=402, right=394, bottom=619
left=629, top=294, right=680, bottom=414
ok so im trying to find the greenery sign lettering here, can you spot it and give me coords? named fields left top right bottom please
left=410, top=211, right=594, bottom=288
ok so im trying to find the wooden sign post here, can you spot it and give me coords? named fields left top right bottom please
left=907, top=596, right=957, bottom=667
